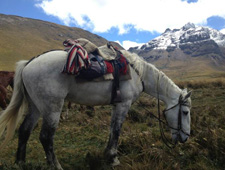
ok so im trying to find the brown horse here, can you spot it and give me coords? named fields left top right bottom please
left=0, top=71, right=14, bottom=109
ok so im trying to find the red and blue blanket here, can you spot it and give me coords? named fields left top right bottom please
left=104, top=54, right=129, bottom=75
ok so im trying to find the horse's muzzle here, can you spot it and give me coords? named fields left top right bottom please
left=179, top=136, right=188, bottom=143
left=172, top=132, right=189, bottom=144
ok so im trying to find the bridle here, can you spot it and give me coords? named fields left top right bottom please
left=138, top=75, right=191, bottom=148
left=158, top=93, right=191, bottom=148
left=156, top=73, right=191, bottom=148
left=130, top=61, right=191, bottom=148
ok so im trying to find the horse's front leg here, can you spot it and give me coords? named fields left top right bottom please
left=105, top=101, right=131, bottom=166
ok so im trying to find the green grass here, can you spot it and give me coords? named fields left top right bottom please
left=1, top=80, right=225, bottom=169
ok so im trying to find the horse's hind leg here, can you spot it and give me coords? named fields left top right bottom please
left=16, top=98, right=41, bottom=163
left=39, top=99, right=64, bottom=170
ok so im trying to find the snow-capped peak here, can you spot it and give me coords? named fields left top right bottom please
left=182, top=22, right=196, bottom=31
left=131, top=23, right=225, bottom=51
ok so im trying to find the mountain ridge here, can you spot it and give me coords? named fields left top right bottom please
left=130, top=22, right=225, bottom=52
left=129, top=23, right=225, bottom=80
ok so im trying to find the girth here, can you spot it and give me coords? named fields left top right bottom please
left=109, top=43, right=122, bottom=104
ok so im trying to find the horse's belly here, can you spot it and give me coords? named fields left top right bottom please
left=66, top=80, right=113, bottom=106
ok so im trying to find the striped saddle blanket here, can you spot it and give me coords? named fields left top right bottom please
left=62, top=42, right=91, bottom=75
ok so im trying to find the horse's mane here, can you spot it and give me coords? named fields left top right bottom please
left=121, top=50, right=145, bottom=79
left=121, top=50, right=181, bottom=96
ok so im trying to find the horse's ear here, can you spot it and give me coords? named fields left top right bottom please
left=184, top=91, right=192, bottom=100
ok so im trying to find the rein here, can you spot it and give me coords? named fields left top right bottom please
left=156, top=74, right=176, bottom=148
left=136, top=99, right=177, bottom=148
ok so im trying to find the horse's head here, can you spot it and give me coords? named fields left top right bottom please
left=163, top=89, right=192, bottom=144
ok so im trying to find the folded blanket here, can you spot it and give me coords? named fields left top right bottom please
left=62, top=43, right=91, bottom=75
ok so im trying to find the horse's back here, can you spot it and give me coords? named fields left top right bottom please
left=25, top=50, right=67, bottom=72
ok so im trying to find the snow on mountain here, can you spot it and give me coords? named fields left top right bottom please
left=128, top=23, right=225, bottom=80
left=130, top=23, right=225, bottom=51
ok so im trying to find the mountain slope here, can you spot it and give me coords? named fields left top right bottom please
left=0, top=14, right=121, bottom=71
left=129, top=23, right=225, bottom=80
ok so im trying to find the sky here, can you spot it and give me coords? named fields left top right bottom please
left=1, top=0, right=225, bottom=49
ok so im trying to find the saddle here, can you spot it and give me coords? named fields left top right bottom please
left=62, top=38, right=130, bottom=104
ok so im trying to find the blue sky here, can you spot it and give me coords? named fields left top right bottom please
left=1, top=0, right=225, bottom=49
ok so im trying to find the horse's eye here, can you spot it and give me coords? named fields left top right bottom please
left=183, top=111, right=189, bottom=115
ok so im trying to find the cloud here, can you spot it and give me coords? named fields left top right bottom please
left=220, top=28, right=225, bottom=34
left=114, top=40, right=143, bottom=50
left=121, top=41, right=144, bottom=50
left=36, top=0, right=225, bottom=34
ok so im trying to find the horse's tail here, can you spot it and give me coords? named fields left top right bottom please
left=0, top=60, right=28, bottom=149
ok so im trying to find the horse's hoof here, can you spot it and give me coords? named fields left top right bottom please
left=111, top=157, right=120, bottom=166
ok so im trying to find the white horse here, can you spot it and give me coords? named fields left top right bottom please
left=0, top=49, right=192, bottom=169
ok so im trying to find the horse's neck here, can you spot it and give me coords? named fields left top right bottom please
left=142, top=63, right=181, bottom=107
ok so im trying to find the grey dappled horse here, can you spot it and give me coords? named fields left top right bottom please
left=0, top=50, right=192, bottom=169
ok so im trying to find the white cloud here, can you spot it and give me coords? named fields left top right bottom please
left=220, top=28, right=225, bottom=34
left=36, top=0, right=225, bottom=34
left=113, top=40, right=143, bottom=50
left=122, top=41, right=144, bottom=50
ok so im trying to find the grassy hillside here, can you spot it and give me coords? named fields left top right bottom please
left=142, top=49, right=225, bottom=81
left=1, top=79, right=225, bottom=170
left=0, top=14, right=109, bottom=71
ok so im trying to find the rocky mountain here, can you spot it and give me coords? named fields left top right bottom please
left=129, top=23, right=225, bottom=80
left=0, top=14, right=122, bottom=71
